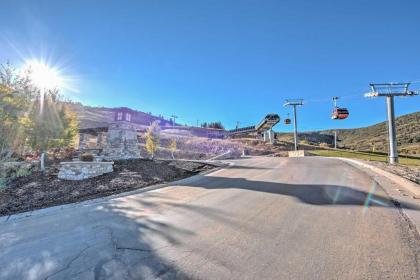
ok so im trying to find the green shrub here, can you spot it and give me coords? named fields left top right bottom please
left=15, top=167, right=31, bottom=177
left=79, top=153, right=94, bottom=162
left=320, top=142, right=330, bottom=148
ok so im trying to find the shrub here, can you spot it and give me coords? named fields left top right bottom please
left=79, top=152, right=94, bottom=162
left=320, top=142, right=330, bottom=148
left=145, top=121, right=160, bottom=159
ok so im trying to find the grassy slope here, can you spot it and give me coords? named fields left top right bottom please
left=321, top=111, right=420, bottom=155
left=277, top=112, right=419, bottom=156
left=310, top=149, right=420, bottom=166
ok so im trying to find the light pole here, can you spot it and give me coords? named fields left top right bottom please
left=333, top=97, right=338, bottom=149
left=334, top=130, right=337, bottom=149
left=284, top=99, right=304, bottom=151
left=171, top=115, right=178, bottom=128
left=365, top=83, right=418, bottom=164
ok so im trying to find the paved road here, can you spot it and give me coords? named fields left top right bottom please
left=1, top=157, right=419, bottom=279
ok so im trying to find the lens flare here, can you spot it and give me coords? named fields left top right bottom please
left=24, top=59, right=63, bottom=91
left=22, top=58, right=79, bottom=114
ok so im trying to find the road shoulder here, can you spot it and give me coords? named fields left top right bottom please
left=337, top=157, right=420, bottom=237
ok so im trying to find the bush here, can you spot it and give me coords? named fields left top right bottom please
left=0, top=161, right=34, bottom=188
left=79, top=153, right=94, bottom=162
left=320, top=142, right=330, bottom=148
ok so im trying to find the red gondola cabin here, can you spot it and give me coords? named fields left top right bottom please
left=331, top=107, right=349, bottom=120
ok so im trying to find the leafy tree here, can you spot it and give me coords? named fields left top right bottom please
left=145, top=121, right=160, bottom=159
left=24, top=90, right=79, bottom=152
left=0, top=63, right=34, bottom=159
left=0, top=62, right=79, bottom=160
left=169, top=138, right=177, bottom=159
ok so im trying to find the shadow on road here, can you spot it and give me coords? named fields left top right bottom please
left=179, top=175, right=420, bottom=210
left=0, top=194, right=208, bottom=279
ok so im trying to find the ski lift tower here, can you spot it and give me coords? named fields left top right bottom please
left=365, top=82, right=418, bottom=164
left=284, top=99, right=304, bottom=151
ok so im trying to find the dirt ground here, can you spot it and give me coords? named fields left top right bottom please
left=366, top=160, right=420, bottom=185
left=0, top=159, right=215, bottom=217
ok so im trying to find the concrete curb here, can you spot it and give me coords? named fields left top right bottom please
left=335, top=157, right=420, bottom=196
left=0, top=162, right=229, bottom=224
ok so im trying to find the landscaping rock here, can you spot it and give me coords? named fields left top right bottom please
left=58, top=161, right=114, bottom=180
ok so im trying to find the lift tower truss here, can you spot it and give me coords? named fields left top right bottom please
left=365, top=82, right=418, bottom=164
left=284, top=99, right=304, bottom=151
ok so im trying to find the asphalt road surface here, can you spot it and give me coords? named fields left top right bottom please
left=1, top=157, right=419, bottom=279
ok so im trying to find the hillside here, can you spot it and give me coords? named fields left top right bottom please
left=68, top=103, right=419, bottom=156
left=322, top=111, right=420, bottom=155
left=64, top=102, right=173, bottom=129
left=277, top=112, right=419, bottom=156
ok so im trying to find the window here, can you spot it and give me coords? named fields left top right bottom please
left=117, top=112, right=123, bottom=120
left=126, top=113, right=131, bottom=122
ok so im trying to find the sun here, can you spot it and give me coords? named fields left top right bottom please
left=24, top=59, right=64, bottom=91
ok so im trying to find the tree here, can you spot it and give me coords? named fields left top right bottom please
left=169, top=138, right=177, bottom=159
left=0, top=63, right=34, bottom=159
left=0, top=62, right=79, bottom=160
left=145, top=121, right=160, bottom=159
left=22, top=89, right=79, bottom=154
left=201, top=121, right=224, bottom=129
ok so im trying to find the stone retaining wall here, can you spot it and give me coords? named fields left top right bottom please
left=101, top=122, right=141, bottom=160
left=58, top=161, right=114, bottom=180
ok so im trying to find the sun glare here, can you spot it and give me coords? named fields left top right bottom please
left=24, top=59, right=64, bottom=91
left=22, top=58, right=78, bottom=114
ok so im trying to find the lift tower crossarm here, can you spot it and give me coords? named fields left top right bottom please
left=283, top=99, right=304, bottom=107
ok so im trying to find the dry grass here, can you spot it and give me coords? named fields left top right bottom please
left=310, top=149, right=420, bottom=166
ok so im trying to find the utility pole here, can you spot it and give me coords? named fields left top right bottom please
left=171, top=115, right=178, bottom=128
left=334, top=130, right=337, bottom=149
left=332, top=97, right=338, bottom=149
left=365, top=82, right=418, bottom=164
left=284, top=99, right=304, bottom=151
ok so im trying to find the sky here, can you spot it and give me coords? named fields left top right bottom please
left=1, top=0, right=419, bottom=131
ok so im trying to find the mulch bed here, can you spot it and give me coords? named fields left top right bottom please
left=0, top=159, right=215, bottom=217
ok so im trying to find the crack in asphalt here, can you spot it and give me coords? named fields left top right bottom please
left=116, top=246, right=153, bottom=252
left=44, top=244, right=91, bottom=280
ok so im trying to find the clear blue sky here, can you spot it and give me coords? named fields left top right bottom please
left=1, top=0, right=419, bottom=131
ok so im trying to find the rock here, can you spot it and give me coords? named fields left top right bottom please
left=58, top=161, right=114, bottom=181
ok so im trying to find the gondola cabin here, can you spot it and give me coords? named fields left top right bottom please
left=284, top=118, right=291, bottom=125
left=331, top=107, right=349, bottom=120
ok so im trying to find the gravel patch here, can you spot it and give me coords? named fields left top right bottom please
left=365, top=161, right=420, bottom=185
